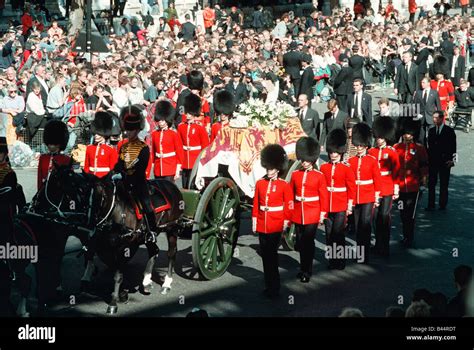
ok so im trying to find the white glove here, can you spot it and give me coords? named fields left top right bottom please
left=283, top=220, right=289, bottom=231
left=111, top=173, right=123, bottom=182
left=414, top=114, right=423, bottom=121
left=252, top=217, right=257, bottom=233
left=319, top=212, right=326, bottom=224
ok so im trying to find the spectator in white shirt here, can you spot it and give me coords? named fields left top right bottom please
left=26, top=81, right=46, bottom=116
left=46, top=74, right=68, bottom=114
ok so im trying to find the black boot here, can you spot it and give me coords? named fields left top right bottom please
left=145, top=211, right=158, bottom=243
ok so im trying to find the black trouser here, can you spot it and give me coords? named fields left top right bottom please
left=409, top=13, right=415, bottom=23
left=324, top=211, right=346, bottom=268
left=336, top=94, right=348, bottom=112
left=399, top=192, right=418, bottom=243
left=461, top=5, right=467, bottom=16
left=258, top=232, right=281, bottom=294
left=295, top=223, right=318, bottom=275
left=428, top=162, right=451, bottom=209
left=374, top=196, right=393, bottom=256
left=291, top=77, right=301, bottom=98
left=181, top=169, right=192, bottom=189
left=155, top=175, right=174, bottom=183
left=400, top=92, right=414, bottom=104
left=353, top=203, right=373, bottom=263
left=113, top=0, right=126, bottom=16
left=419, top=120, right=432, bottom=146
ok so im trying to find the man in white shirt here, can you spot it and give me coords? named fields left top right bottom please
left=46, top=74, right=67, bottom=115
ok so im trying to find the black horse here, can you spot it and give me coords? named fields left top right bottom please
left=25, top=162, right=184, bottom=314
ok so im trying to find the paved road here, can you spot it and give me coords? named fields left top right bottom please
left=13, top=88, right=474, bottom=317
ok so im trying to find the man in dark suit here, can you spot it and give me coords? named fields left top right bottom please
left=225, top=72, right=249, bottom=107
left=296, top=94, right=320, bottom=140
left=394, top=51, right=419, bottom=104
left=26, top=63, right=49, bottom=106
left=426, top=110, right=456, bottom=211
left=283, top=41, right=302, bottom=98
left=414, top=77, right=442, bottom=144
left=298, top=54, right=314, bottom=101
left=440, top=32, right=454, bottom=68
left=333, top=55, right=353, bottom=113
left=450, top=46, right=466, bottom=88
left=179, top=14, right=196, bottom=42
left=346, top=78, right=372, bottom=126
left=349, top=45, right=365, bottom=81
left=320, top=99, right=348, bottom=148
left=415, top=37, right=431, bottom=82
left=251, top=5, right=265, bottom=33
left=447, top=265, right=472, bottom=318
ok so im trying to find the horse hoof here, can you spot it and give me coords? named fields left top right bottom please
left=161, top=287, right=171, bottom=295
left=118, top=290, right=129, bottom=304
left=106, top=304, right=118, bottom=314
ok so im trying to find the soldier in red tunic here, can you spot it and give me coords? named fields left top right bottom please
left=177, top=93, right=210, bottom=189
left=368, top=117, right=400, bottom=257
left=84, top=112, right=118, bottom=179
left=37, top=120, right=71, bottom=191
left=210, top=90, right=235, bottom=143
left=394, top=119, right=428, bottom=248
left=347, top=123, right=383, bottom=264
left=289, top=137, right=329, bottom=283
left=430, top=56, right=455, bottom=114
left=252, top=144, right=293, bottom=298
left=152, top=100, right=184, bottom=182
left=321, top=129, right=356, bottom=270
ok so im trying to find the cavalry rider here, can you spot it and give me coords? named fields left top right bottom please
left=113, top=105, right=158, bottom=238
left=394, top=119, right=428, bottom=248
left=151, top=100, right=184, bottom=182
left=368, top=117, right=400, bottom=258
left=252, top=144, right=293, bottom=298
left=37, top=120, right=71, bottom=191
left=289, top=137, right=328, bottom=283
left=177, top=93, right=210, bottom=189
left=211, top=89, right=235, bottom=143
left=84, top=111, right=118, bottom=178
left=347, top=123, right=382, bottom=264
left=320, top=129, right=356, bottom=270
left=431, top=56, right=455, bottom=115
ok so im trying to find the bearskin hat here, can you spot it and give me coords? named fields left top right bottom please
left=120, top=104, right=146, bottom=131
left=154, top=100, right=176, bottom=126
left=433, top=55, right=450, bottom=78
left=184, top=93, right=202, bottom=116
left=326, top=129, right=347, bottom=155
left=372, top=117, right=396, bottom=145
left=0, top=137, right=8, bottom=154
left=91, top=111, right=114, bottom=138
left=400, top=118, right=421, bottom=139
left=351, top=122, right=372, bottom=147
left=187, top=70, right=204, bottom=91
left=260, top=144, right=288, bottom=172
left=44, top=120, right=69, bottom=151
left=213, top=90, right=235, bottom=116
left=296, top=137, right=320, bottom=163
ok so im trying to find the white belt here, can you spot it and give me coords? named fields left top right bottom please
left=183, top=146, right=202, bottom=151
left=90, top=167, right=110, bottom=172
left=380, top=171, right=392, bottom=176
left=155, top=152, right=176, bottom=158
left=259, top=205, right=284, bottom=212
left=327, top=187, right=347, bottom=192
left=296, top=196, right=320, bottom=202
left=356, top=179, right=374, bottom=185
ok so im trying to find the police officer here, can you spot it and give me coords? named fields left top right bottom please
left=252, top=144, right=293, bottom=298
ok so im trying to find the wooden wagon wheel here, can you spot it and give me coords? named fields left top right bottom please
left=192, top=177, right=240, bottom=280
left=281, top=159, right=300, bottom=251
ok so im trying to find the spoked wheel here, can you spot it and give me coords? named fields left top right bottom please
left=192, top=177, right=240, bottom=280
left=281, top=160, right=300, bottom=251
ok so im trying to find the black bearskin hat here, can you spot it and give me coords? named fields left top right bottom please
left=184, top=93, right=202, bottom=116
left=91, top=111, right=114, bottom=138
left=213, top=90, right=235, bottom=116
left=44, top=120, right=69, bottom=151
left=0, top=137, right=8, bottom=154
left=401, top=118, right=421, bottom=139
left=351, top=122, right=372, bottom=147
left=120, top=104, right=146, bottom=131
left=326, top=128, right=347, bottom=155
left=296, top=137, right=320, bottom=163
left=154, top=100, right=176, bottom=126
left=433, top=55, right=450, bottom=77
left=372, top=117, right=396, bottom=145
left=187, top=70, right=204, bottom=91
left=260, top=144, right=288, bottom=172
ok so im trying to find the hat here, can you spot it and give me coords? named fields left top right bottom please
left=91, top=111, right=114, bottom=138
left=0, top=137, right=8, bottom=154
left=372, top=117, right=396, bottom=145
left=232, top=71, right=241, bottom=78
left=301, top=53, right=312, bottom=63
left=420, top=37, right=429, bottom=45
left=326, top=129, right=347, bottom=155
left=184, top=93, right=202, bottom=116
left=433, top=55, right=449, bottom=77
left=400, top=118, right=421, bottom=139
left=351, top=122, right=372, bottom=147
left=120, top=105, right=146, bottom=131
left=213, top=89, right=235, bottom=116
left=260, top=144, right=288, bottom=173
left=187, top=70, right=204, bottom=91
left=44, top=120, right=69, bottom=151
left=352, top=45, right=359, bottom=52
left=296, top=137, right=320, bottom=163
left=154, top=100, right=176, bottom=126
left=289, top=41, right=298, bottom=50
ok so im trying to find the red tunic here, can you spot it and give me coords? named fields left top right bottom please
left=252, top=177, right=293, bottom=234
left=393, top=142, right=429, bottom=193
left=348, top=154, right=383, bottom=205
left=151, top=129, right=184, bottom=177
left=210, top=121, right=229, bottom=143
left=37, top=153, right=71, bottom=190
left=84, top=143, right=118, bottom=178
left=177, top=122, right=209, bottom=170
left=289, top=169, right=329, bottom=225
left=368, top=146, right=401, bottom=197
left=320, top=161, right=356, bottom=213
left=431, top=79, right=455, bottom=112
